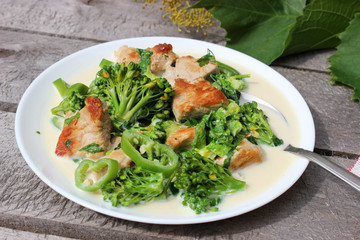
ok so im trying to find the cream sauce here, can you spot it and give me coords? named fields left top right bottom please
left=43, top=53, right=302, bottom=216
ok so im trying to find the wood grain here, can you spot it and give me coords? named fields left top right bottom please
left=0, top=227, right=73, bottom=240
left=0, top=0, right=226, bottom=44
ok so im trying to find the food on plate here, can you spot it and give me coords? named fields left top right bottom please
left=55, top=96, right=112, bottom=160
left=50, top=43, right=283, bottom=214
left=172, top=79, right=229, bottom=121
left=216, top=138, right=264, bottom=171
left=163, top=55, right=219, bottom=86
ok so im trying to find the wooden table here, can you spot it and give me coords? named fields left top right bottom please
left=1, top=1, right=359, bottom=239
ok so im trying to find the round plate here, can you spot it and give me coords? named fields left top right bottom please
left=15, top=37, right=315, bottom=224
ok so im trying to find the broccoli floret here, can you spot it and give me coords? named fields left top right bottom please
left=192, top=100, right=282, bottom=162
left=198, top=49, right=249, bottom=104
left=89, top=54, right=174, bottom=130
left=136, top=48, right=159, bottom=81
left=210, top=73, right=248, bottom=104
left=173, top=150, right=245, bottom=214
left=161, top=120, right=182, bottom=137
left=101, top=166, right=165, bottom=207
left=130, top=118, right=183, bottom=144
left=239, top=101, right=283, bottom=146
left=51, top=91, right=86, bottom=116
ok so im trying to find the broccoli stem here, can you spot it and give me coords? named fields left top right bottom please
left=121, top=93, right=153, bottom=121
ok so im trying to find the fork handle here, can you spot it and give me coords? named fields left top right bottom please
left=285, top=145, right=360, bottom=192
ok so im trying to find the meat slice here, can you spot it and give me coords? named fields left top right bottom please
left=55, top=96, right=112, bottom=160
left=114, top=43, right=176, bottom=75
left=172, top=79, right=229, bottom=121
left=105, top=148, right=133, bottom=168
left=166, top=126, right=196, bottom=151
left=102, top=136, right=133, bottom=168
left=114, top=45, right=140, bottom=66
left=163, top=56, right=219, bottom=86
left=147, top=43, right=177, bottom=75
left=216, top=139, right=264, bottom=171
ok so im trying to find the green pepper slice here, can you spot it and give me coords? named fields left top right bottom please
left=53, top=78, right=89, bottom=98
left=121, top=130, right=179, bottom=176
left=75, top=158, right=119, bottom=192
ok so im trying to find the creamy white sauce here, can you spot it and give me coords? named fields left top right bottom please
left=43, top=53, right=302, bottom=217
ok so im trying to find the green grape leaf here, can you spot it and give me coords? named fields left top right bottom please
left=329, top=13, right=360, bottom=101
left=193, top=0, right=306, bottom=64
left=283, top=0, right=360, bottom=56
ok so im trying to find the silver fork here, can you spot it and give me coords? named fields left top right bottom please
left=284, top=145, right=360, bottom=192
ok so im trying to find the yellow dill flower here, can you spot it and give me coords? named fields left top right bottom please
left=163, top=0, right=214, bottom=35
left=135, top=0, right=157, bottom=9
left=136, top=0, right=214, bottom=35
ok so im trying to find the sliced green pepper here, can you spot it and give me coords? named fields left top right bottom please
left=53, top=78, right=89, bottom=98
left=121, top=130, right=179, bottom=176
left=75, top=158, right=119, bottom=192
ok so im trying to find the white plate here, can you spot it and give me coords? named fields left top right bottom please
left=15, top=37, right=315, bottom=224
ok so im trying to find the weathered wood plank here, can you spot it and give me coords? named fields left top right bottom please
left=2, top=111, right=359, bottom=240
left=0, top=29, right=98, bottom=105
left=0, top=227, right=74, bottom=240
left=272, top=66, right=360, bottom=155
left=0, top=0, right=337, bottom=73
left=0, top=0, right=226, bottom=44
left=273, top=49, right=336, bottom=73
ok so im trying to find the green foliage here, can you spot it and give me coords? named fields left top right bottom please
left=193, top=0, right=306, bottom=64
left=89, top=53, right=174, bottom=130
left=284, top=0, right=360, bottom=56
left=193, top=0, right=360, bottom=101
left=329, top=13, right=360, bottom=101
left=173, top=150, right=245, bottom=214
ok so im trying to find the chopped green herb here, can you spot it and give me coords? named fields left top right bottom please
left=65, top=139, right=72, bottom=148
left=36, top=131, right=41, bottom=134
left=64, top=112, right=80, bottom=125
left=79, top=143, right=104, bottom=153
left=197, top=49, right=214, bottom=67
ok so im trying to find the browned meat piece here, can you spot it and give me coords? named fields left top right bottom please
left=55, top=96, right=112, bottom=160
left=166, top=126, right=196, bottom=151
left=114, top=45, right=140, bottom=66
left=103, top=136, right=133, bottom=168
left=163, top=55, right=219, bottom=86
left=216, top=139, right=264, bottom=171
left=147, top=43, right=177, bottom=75
left=105, top=148, right=133, bottom=168
left=114, top=43, right=176, bottom=75
left=172, top=79, right=229, bottom=121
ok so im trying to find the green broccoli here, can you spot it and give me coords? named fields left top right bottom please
left=101, top=166, right=166, bottom=207
left=210, top=73, right=248, bottom=104
left=130, top=118, right=183, bottom=144
left=89, top=52, right=174, bottom=130
left=51, top=91, right=86, bottom=116
left=239, top=101, right=283, bottom=146
left=197, top=49, right=249, bottom=104
left=173, top=150, right=246, bottom=214
left=192, top=100, right=283, bottom=162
